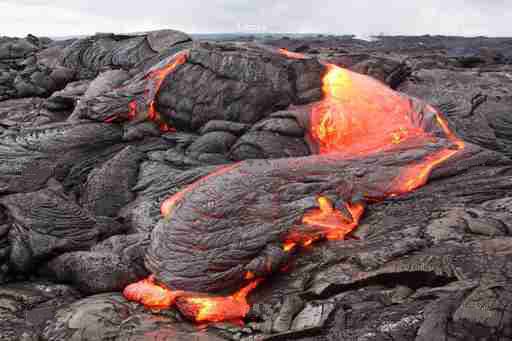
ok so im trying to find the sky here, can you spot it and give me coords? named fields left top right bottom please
left=0, top=0, right=510, bottom=38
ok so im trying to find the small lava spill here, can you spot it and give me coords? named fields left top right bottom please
left=124, top=276, right=262, bottom=323
left=123, top=49, right=465, bottom=324
left=388, top=111, right=465, bottom=194
left=123, top=275, right=184, bottom=310
left=175, top=279, right=262, bottom=323
left=283, top=197, right=365, bottom=252
left=281, top=55, right=464, bottom=252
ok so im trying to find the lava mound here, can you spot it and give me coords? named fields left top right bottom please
left=144, top=51, right=466, bottom=293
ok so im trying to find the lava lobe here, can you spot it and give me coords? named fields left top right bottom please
left=124, top=51, right=464, bottom=323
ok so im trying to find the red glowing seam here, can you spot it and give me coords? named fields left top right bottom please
left=103, top=52, right=187, bottom=131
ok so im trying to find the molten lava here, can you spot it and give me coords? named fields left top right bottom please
left=303, top=197, right=365, bottom=240
left=283, top=197, right=365, bottom=252
left=123, top=275, right=184, bottom=309
left=388, top=111, right=465, bottom=194
left=124, top=276, right=261, bottom=323
left=123, top=50, right=465, bottom=323
left=311, top=64, right=428, bottom=157
left=309, top=62, right=464, bottom=166
left=145, top=52, right=188, bottom=130
left=280, top=58, right=464, bottom=251
left=176, top=279, right=262, bottom=323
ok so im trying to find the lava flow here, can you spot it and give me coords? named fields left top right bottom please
left=309, top=62, right=465, bottom=194
left=276, top=56, right=464, bottom=254
left=310, top=63, right=428, bottom=157
left=124, top=275, right=262, bottom=323
left=123, top=275, right=183, bottom=309
left=283, top=197, right=365, bottom=252
left=123, top=52, right=465, bottom=324
left=145, top=52, right=188, bottom=129
left=175, top=279, right=262, bottom=323
left=388, top=110, right=465, bottom=194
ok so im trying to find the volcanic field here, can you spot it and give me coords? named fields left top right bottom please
left=0, top=30, right=512, bottom=340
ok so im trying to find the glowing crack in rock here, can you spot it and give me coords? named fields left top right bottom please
left=104, top=51, right=188, bottom=131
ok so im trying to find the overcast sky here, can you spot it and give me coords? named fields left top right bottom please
left=0, top=0, right=509, bottom=38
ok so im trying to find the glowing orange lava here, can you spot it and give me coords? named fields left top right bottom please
left=389, top=112, right=465, bottom=194
left=123, top=275, right=183, bottom=309
left=124, top=276, right=261, bottom=323
left=176, top=279, right=262, bottom=323
left=283, top=197, right=365, bottom=251
left=310, top=64, right=428, bottom=157
left=104, top=52, right=188, bottom=131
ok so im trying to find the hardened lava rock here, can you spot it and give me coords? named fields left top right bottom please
left=155, top=42, right=325, bottom=130
left=0, top=121, right=123, bottom=194
left=58, top=30, right=192, bottom=80
left=0, top=180, right=125, bottom=274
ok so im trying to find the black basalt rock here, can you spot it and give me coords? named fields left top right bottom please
left=156, top=42, right=324, bottom=130
left=80, top=146, right=144, bottom=218
left=0, top=181, right=125, bottom=274
left=0, top=121, right=123, bottom=194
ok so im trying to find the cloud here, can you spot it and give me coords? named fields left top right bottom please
left=0, top=0, right=510, bottom=38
